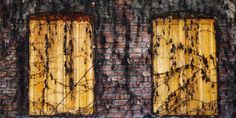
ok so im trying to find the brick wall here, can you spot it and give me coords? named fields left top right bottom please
left=0, top=0, right=235, bottom=117
left=94, top=9, right=152, bottom=117
left=218, top=22, right=236, bottom=117
left=0, top=23, right=17, bottom=117
left=0, top=2, right=18, bottom=117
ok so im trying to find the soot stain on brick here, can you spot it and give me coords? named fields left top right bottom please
left=0, top=0, right=235, bottom=117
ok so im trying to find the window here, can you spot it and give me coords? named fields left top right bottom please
left=29, top=14, right=94, bottom=115
left=152, top=19, right=218, bottom=115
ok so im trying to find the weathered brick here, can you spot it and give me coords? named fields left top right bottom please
left=0, top=0, right=235, bottom=117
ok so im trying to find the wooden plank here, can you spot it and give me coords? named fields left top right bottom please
left=29, top=20, right=47, bottom=115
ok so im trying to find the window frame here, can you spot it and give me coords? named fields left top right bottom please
left=150, top=15, right=220, bottom=117
left=27, top=13, right=96, bottom=116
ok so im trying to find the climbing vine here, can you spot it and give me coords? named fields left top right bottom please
left=0, top=0, right=235, bottom=117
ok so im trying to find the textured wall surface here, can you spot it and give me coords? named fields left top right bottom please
left=0, top=0, right=235, bottom=117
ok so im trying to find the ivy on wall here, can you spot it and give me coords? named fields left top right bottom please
left=0, top=0, right=235, bottom=117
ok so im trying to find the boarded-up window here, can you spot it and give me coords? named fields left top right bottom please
left=152, top=19, right=218, bottom=115
left=29, top=15, right=94, bottom=115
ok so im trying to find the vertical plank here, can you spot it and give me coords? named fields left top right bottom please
left=78, top=21, right=88, bottom=110
left=84, top=22, right=94, bottom=114
left=29, top=20, right=37, bottom=115
left=199, top=19, right=218, bottom=115
left=56, top=20, right=66, bottom=113
left=155, top=19, right=170, bottom=114
left=167, top=19, right=181, bottom=115
left=200, top=20, right=211, bottom=115
left=183, top=19, right=190, bottom=114
left=73, top=20, right=80, bottom=112
left=66, top=21, right=74, bottom=111
left=209, top=20, right=218, bottom=115
left=198, top=21, right=204, bottom=114
left=71, top=20, right=94, bottom=114
left=152, top=19, right=158, bottom=113
left=178, top=19, right=186, bottom=115
left=29, top=20, right=47, bottom=115
left=29, top=20, right=36, bottom=115
left=186, top=19, right=201, bottom=114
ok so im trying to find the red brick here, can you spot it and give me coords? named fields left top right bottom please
left=0, top=1, right=235, bottom=118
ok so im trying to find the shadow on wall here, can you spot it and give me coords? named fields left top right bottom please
left=0, top=0, right=235, bottom=117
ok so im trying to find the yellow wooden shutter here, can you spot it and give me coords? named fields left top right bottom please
left=152, top=19, right=218, bottom=115
left=29, top=15, right=94, bottom=115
